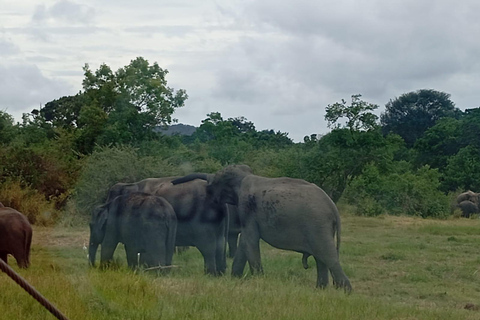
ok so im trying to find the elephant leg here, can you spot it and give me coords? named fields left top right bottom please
left=314, top=256, right=329, bottom=288
left=100, top=240, right=118, bottom=268
left=310, top=235, right=351, bottom=293
left=228, top=233, right=239, bottom=258
left=233, top=226, right=262, bottom=276
left=196, top=241, right=218, bottom=276
left=144, top=234, right=166, bottom=268
left=245, top=227, right=262, bottom=275
left=231, top=234, right=248, bottom=277
left=13, top=251, right=28, bottom=268
left=329, top=263, right=351, bottom=293
left=10, top=242, right=29, bottom=269
left=125, top=245, right=139, bottom=269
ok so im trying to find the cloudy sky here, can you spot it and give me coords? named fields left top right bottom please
left=1, top=0, right=479, bottom=141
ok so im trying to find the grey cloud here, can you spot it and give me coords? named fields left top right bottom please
left=0, top=64, right=73, bottom=119
left=32, top=0, right=95, bottom=25
left=0, top=38, right=19, bottom=56
left=213, top=0, right=480, bottom=112
left=123, top=25, right=195, bottom=37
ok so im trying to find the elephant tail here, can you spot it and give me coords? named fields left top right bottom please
left=24, top=226, right=32, bottom=268
left=334, top=212, right=341, bottom=257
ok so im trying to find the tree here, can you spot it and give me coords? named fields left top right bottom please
left=414, top=117, right=462, bottom=169
left=81, top=57, right=188, bottom=146
left=0, top=111, right=16, bottom=144
left=287, top=95, right=400, bottom=202
left=193, top=112, right=237, bottom=142
left=31, top=94, right=85, bottom=130
left=380, top=89, right=460, bottom=147
left=325, top=94, right=379, bottom=131
left=443, top=146, right=480, bottom=192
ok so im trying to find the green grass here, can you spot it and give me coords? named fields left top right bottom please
left=2, top=214, right=480, bottom=319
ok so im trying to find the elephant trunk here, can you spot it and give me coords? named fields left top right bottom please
left=89, top=242, right=98, bottom=266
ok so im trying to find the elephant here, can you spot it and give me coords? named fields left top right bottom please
left=456, top=191, right=480, bottom=205
left=89, top=192, right=177, bottom=270
left=105, top=177, right=227, bottom=275
left=172, top=165, right=352, bottom=292
left=0, top=206, right=32, bottom=268
left=457, top=200, right=479, bottom=218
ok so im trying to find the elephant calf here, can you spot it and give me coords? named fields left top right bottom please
left=89, top=192, right=177, bottom=269
left=0, top=205, right=32, bottom=268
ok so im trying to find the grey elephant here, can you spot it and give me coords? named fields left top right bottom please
left=0, top=205, right=33, bottom=268
left=456, top=191, right=480, bottom=205
left=106, top=177, right=227, bottom=275
left=172, top=165, right=352, bottom=292
left=89, top=192, right=177, bottom=269
left=456, top=200, right=479, bottom=218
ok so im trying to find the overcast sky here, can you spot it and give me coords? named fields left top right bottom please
left=1, top=0, right=479, bottom=141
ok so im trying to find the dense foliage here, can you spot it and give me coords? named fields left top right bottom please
left=1, top=57, right=479, bottom=223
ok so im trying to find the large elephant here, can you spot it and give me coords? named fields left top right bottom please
left=0, top=206, right=32, bottom=268
left=106, top=177, right=227, bottom=275
left=172, top=165, right=352, bottom=291
left=456, top=191, right=480, bottom=205
left=457, top=200, right=479, bottom=218
left=89, top=192, right=177, bottom=269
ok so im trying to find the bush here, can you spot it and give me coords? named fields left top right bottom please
left=0, top=179, right=59, bottom=225
left=344, top=163, right=451, bottom=218
left=73, top=145, right=178, bottom=216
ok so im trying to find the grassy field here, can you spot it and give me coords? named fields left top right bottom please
left=2, top=213, right=480, bottom=319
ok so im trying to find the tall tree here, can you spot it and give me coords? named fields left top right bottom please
left=380, top=89, right=460, bottom=147
left=284, top=95, right=399, bottom=202
left=82, top=57, right=188, bottom=146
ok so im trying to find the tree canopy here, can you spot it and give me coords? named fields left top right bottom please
left=380, top=89, right=460, bottom=147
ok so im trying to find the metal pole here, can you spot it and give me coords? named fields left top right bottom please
left=0, top=259, right=70, bottom=320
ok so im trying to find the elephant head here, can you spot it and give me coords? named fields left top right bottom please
left=88, top=204, right=108, bottom=266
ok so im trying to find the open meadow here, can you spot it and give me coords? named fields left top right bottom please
left=2, top=213, right=480, bottom=320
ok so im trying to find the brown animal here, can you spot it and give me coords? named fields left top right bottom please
left=0, top=206, right=33, bottom=268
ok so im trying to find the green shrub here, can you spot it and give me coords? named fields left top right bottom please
left=344, top=163, right=451, bottom=218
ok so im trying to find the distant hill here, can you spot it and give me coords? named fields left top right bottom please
left=155, top=123, right=197, bottom=136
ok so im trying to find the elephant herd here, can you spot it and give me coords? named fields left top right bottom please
left=5, top=163, right=479, bottom=293
left=89, top=164, right=352, bottom=291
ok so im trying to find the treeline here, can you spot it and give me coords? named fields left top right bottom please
left=0, top=57, right=479, bottom=224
